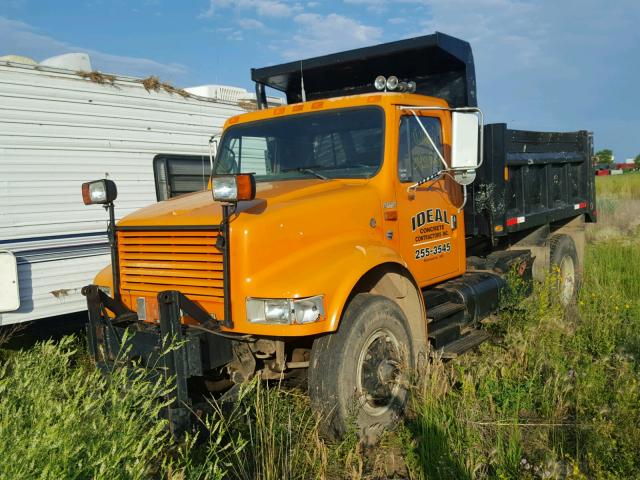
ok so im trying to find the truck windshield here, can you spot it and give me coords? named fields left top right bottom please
left=214, top=107, right=384, bottom=181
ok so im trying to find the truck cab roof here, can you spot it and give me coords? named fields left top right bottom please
left=223, top=92, right=451, bottom=130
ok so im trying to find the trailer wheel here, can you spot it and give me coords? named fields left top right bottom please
left=549, top=234, right=579, bottom=306
left=308, top=293, right=414, bottom=443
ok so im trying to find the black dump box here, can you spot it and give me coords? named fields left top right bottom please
left=465, top=124, right=596, bottom=242
left=252, top=31, right=477, bottom=108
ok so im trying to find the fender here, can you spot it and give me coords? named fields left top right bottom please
left=239, top=232, right=413, bottom=336
left=94, top=264, right=113, bottom=291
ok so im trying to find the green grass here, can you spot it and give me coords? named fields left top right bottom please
left=0, top=337, right=175, bottom=479
left=1, top=173, right=638, bottom=479
left=400, top=174, right=640, bottom=479
left=402, top=246, right=640, bottom=479
left=595, top=171, right=640, bottom=199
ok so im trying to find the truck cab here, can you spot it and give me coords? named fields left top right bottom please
left=82, top=32, right=595, bottom=440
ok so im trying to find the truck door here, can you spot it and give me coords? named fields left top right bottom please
left=394, top=111, right=466, bottom=286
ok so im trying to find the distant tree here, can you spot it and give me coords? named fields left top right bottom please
left=595, top=149, right=614, bottom=164
left=635, top=154, right=640, bottom=169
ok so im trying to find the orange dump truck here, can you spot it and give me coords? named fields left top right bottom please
left=81, top=32, right=596, bottom=438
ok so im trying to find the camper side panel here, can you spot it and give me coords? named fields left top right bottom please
left=0, top=63, right=245, bottom=324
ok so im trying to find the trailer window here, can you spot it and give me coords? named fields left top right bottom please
left=398, top=115, right=443, bottom=183
left=154, top=155, right=211, bottom=201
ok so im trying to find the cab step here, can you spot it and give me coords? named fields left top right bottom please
left=437, top=330, right=491, bottom=359
left=422, top=288, right=452, bottom=309
left=428, top=322, right=462, bottom=348
left=427, top=301, right=465, bottom=324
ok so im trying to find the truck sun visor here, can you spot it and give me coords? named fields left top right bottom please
left=251, top=32, right=477, bottom=108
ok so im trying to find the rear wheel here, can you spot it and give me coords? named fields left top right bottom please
left=308, top=294, right=414, bottom=443
left=549, top=234, right=579, bottom=306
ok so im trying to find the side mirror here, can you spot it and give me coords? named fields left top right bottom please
left=451, top=111, right=480, bottom=171
left=0, top=251, right=20, bottom=313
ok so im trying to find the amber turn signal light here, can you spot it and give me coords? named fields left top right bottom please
left=212, top=174, right=256, bottom=203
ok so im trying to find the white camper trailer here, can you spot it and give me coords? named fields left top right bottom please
left=0, top=54, right=278, bottom=325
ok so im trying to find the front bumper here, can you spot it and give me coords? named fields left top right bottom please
left=81, top=285, right=234, bottom=436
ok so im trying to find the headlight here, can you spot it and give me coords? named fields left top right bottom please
left=246, top=295, right=324, bottom=325
left=81, top=179, right=118, bottom=205
left=212, top=174, right=256, bottom=203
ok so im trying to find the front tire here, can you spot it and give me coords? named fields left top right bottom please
left=308, top=294, right=414, bottom=443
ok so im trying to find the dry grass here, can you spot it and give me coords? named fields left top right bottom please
left=77, top=70, right=117, bottom=85
left=140, top=76, right=190, bottom=98
left=587, top=173, right=640, bottom=242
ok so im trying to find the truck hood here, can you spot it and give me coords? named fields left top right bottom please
left=117, top=179, right=368, bottom=228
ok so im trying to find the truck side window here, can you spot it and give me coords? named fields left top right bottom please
left=153, top=154, right=211, bottom=201
left=218, top=137, right=271, bottom=176
left=398, top=116, right=443, bottom=183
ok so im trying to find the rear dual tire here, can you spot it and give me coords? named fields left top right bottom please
left=549, top=234, right=580, bottom=306
left=308, top=294, right=414, bottom=443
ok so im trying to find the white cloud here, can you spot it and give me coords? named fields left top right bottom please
left=280, top=13, right=382, bottom=59
left=199, top=0, right=297, bottom=18
left=343, top=0, right=424, bottom=13
left=237, top=18, right=266, bottom=30
left=227, top=30, right=244, bottom=41
left=400, top=0, right=640, bottom=159
left=0, top=16, right=187, bottom=78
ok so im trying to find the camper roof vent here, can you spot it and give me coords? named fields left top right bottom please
left=0, top=55, right=37, bottom=65
left=185, top=85, right=251, bottom=102
left=40, top=53, right=93, bottom=71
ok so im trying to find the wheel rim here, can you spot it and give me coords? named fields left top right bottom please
left=559, top=255, right=576, bottom=305
left=356, top=329, right=403, bottom=417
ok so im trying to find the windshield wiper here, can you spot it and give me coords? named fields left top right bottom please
left=283, top=167, right=329, bottom=180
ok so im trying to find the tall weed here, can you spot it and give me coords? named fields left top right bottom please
left=404, top=213, right=640, bottom=478
left=0, top=337, right=173, bottom=480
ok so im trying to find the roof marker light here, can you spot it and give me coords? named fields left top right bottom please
left=386, top=75, right=399, bottom=91
left=374, top=75, right=387, bottom=91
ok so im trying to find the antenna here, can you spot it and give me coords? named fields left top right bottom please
left=300, top=60, right=306, bottom=102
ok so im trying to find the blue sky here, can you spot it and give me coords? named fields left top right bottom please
left=1, top=0, right=639, bottom=161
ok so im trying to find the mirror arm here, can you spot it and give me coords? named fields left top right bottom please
left=208, top=135, right=220, bottom=187
left=406, top=169, right=444, bottom=196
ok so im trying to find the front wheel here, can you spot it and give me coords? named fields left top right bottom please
left=308, top=294, right=414, bottom=443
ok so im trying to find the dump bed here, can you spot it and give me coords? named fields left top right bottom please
left=465, top=124, right=596, bottom=241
